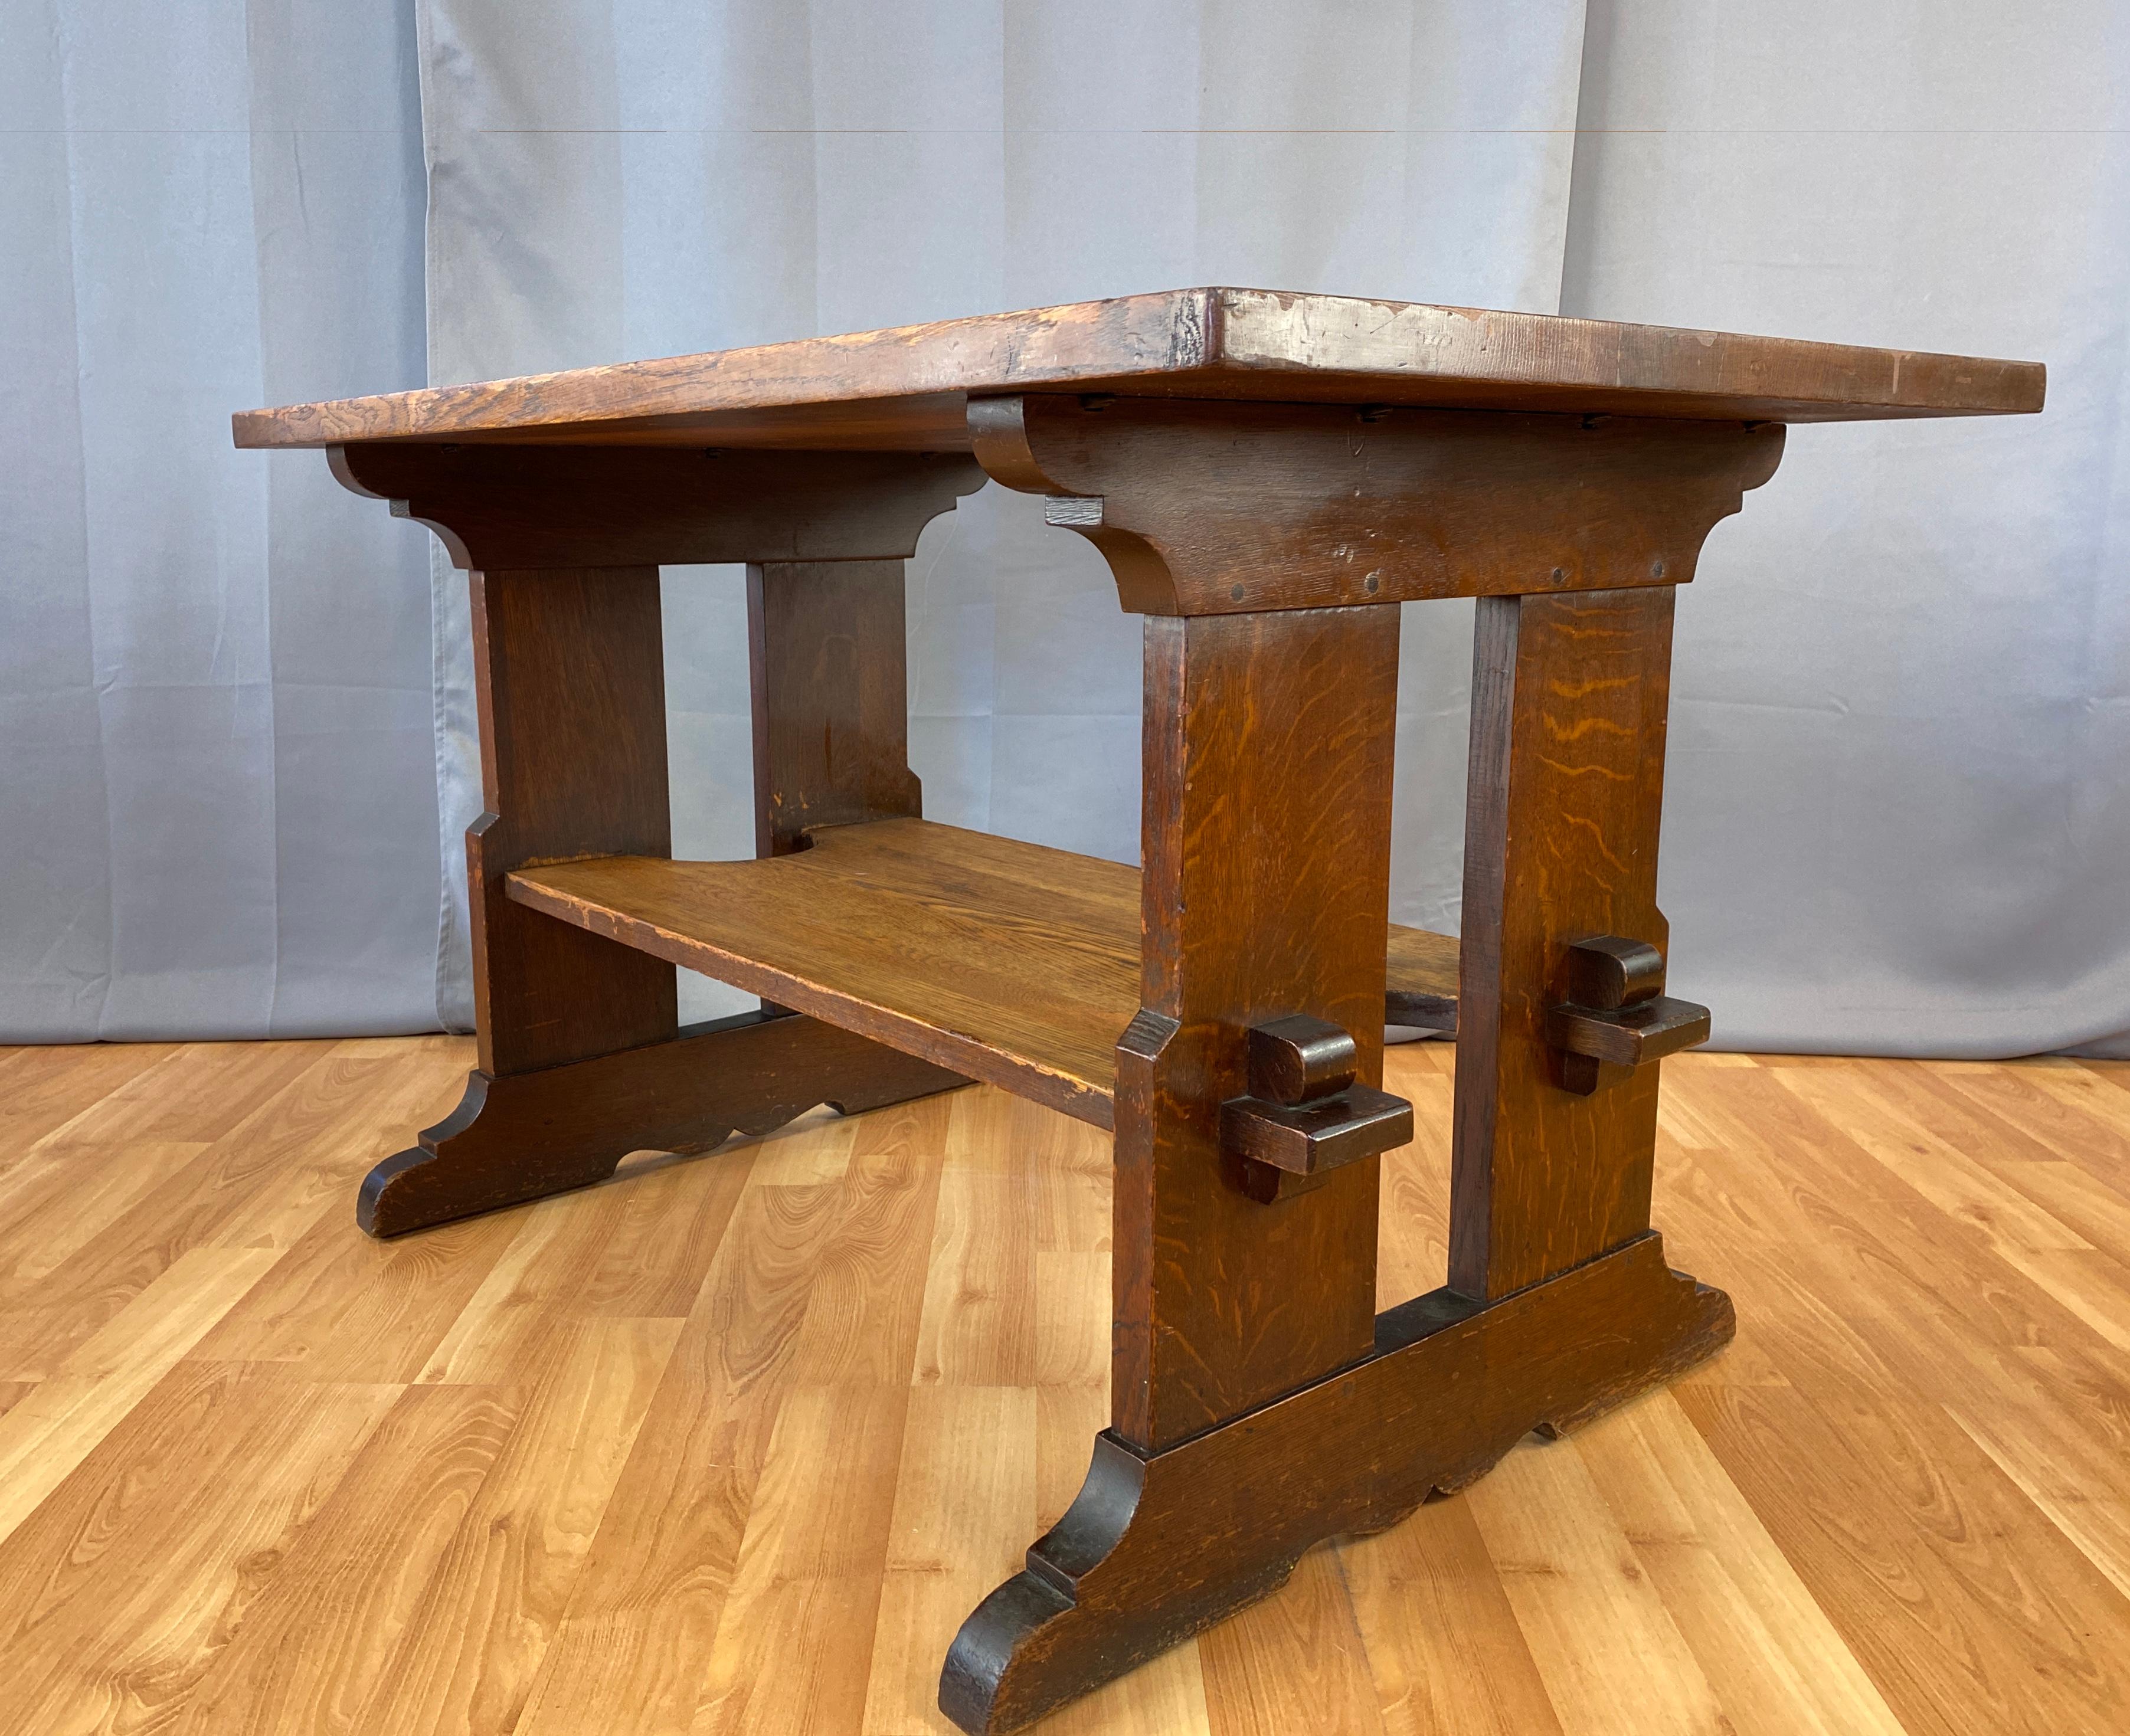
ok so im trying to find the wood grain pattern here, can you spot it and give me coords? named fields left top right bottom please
left=232, top=287, right=2043, bottom=453
left=1111, top=606, right=1399, bottom=1440
left=750, top=559, right=924, bottom=857
left=968, top=396, right=1784, bottom=615
left=1464, top=1419, right=1732, bottom=1736
left=358, top=1011, right=963, bottom=1237
left=0, top=1039, right=469, bottom=1383
left=1, top=1039, right=2128, bottom=1735
left=465, top=564, right=679, bottom=1079
left=1451, top=587, right=1680, bottom=1300
left=349, top=432, right=978, bottom=1236
left=505, top=817, right=1463, bottom=1128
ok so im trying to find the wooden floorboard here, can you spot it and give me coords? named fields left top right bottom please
left=0, top=1037, right=2125, bottom=1734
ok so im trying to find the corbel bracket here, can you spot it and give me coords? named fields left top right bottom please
left=328, top=441, right=984, bottom=570
left=967, top=392, right=1785, bottom=617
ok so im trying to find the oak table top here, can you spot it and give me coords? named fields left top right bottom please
left=233, top=286, right=2043, bottom=453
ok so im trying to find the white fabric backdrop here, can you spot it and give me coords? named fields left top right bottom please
left=1565, top=0, right=2130, bottom=1056
left=416, top=0, right=1589, bottom=1029
left=4, top=0, right=2124, bottom=1057
left=2, top=0, right=440, bottom=1040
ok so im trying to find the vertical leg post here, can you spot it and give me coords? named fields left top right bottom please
left=749, top=559, right=924, bottom=856
left=1115, top=607, right=1400, bottom=1447
left=1450, top=587, right=1679, bottom=1298
left=358, top=558, right=963, bottom=1236
left=942, top=605, right=1407, bottom=1726
left=468, top=566, right=679, bottom=1076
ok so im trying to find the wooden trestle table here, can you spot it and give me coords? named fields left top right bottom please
left=235, top=289, right=2043, bottom=1733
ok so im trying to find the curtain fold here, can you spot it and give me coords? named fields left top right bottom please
left=1, top=0, right=437, bottom=1040
left=1563, top=0, right=2130, bottom=1056
left=5, top=1, right=2122, bottom=1059
left=415, top=0, right=1592, bottom=1027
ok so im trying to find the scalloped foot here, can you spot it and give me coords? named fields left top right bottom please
left=940, top=1231, right=1732, bottom=1734
left=359, top=1011, right=965, bottom=1236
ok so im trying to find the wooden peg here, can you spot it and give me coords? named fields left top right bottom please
left=1247, top=1013, right=1358, bottom=1104
left=1565, top=935, right=1667, bottom=1010
left=1547, top=935, right=1709, bottom=1096
left=1222, top=1015, right=1412, bottom=1189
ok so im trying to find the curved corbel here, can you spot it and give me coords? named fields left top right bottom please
left=969, top=391, right=1787, bottom=618
left=329, top=441, right=986, bottom=570
left=967, top=396, right=1180, bottom=614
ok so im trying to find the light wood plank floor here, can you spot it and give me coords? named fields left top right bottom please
left=1, top=1037, right=2127, bottom=1735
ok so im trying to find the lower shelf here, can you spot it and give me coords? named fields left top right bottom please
left=506, top=818, right=1460, bottom=1128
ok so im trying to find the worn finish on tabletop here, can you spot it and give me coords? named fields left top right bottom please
left=228, top=287, right=2051, bottom=1730
left=235, top=287, right=2043, bottom=453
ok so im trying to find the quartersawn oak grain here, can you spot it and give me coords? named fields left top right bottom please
left=233, top=286, right=2043, bottom=453
left=1452, top=588, right=1683, bottom=1299
left=503, top=817, right=1462, bottom=1130
left=1113, top=608, right=1401, bottom=1448
left=225, top=282, right=2053, bottom=1736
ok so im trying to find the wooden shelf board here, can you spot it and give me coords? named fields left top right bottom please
left=504, top=817, right=1460, bottom=1130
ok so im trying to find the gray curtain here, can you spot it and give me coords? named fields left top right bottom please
left=2, top=0, right=438, bottom=1040
left=414, top=0, right=1589, bottom=1029
left=4, top=0, right=2125, bottom=1058
left=1566, top=0, right=2130, bottom=1058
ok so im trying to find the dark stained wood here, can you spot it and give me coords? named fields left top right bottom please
left=1547, top=997, right=1712, bottom=1073
left=1451, top=588, right=1683, bottom=1300
left=944, top=364, right=1754, bottom=1725
left=1222, top=1014, right=1415, bottom=1181
left=1385, top=928, right=1460, bottom=1034
left=358, top=1010, right=964, bottom=1235
left=938, top=1231, right=1735, bottom=1734
left=1246, top=1014, right=1360, bottom=1105
left=233, top=287, right=2043, bottom=453
left=466, top=565, right=678, bottom=1080
left=1548, top=933, right=1710, bottom=1093
left=502, top=818, right=1462, bottom=1129
left=1565, top=935, right=1668, bottom=1009
left=329, top=441, right=982, bottom=569
left=1117, top=607, right=1400, bottom=1449
left=970, top=395, right=1787, bottom=615
left=748, top=560, right=922, bottom=857
left=1219, top=1082, right=1413, bottom=1178
left=335, top=438, right=985, bottom=1240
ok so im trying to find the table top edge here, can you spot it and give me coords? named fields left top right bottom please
left=231, top=285, right=2047, bottom=449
